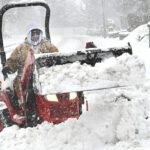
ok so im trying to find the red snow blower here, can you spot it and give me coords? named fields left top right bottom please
left=0, top=2, right=132, bottom=132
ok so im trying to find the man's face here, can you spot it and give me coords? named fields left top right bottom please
left=31, top=29, right=41, bottom=42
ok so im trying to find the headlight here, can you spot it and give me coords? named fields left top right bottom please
left=70, top=92, right=77, bottom=100
left=44, top=95, right=58, bottom=102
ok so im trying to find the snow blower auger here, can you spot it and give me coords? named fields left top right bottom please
left=35, top=42, right=132, bottom=68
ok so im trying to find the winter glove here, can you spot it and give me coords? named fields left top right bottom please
left=2, top=65, right=12, bottom=75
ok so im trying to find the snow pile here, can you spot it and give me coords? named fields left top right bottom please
left=1, top=24, right=150, bottom=150
left=123, top=24, right=150, bottom=75
left=114, top=88, right=150, bottom=141
left=37, top=54, right=145, bottom=94
left=124, top=24, right=149, bottom=47
left=1, top=84, right=150, bottom=150
left=85, top=83, right=150, bottom=142
left=106, top=140, right=150, bottom=150
left=0, top=119, right=105, bottom=150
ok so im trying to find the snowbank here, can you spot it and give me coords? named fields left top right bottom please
left=36, top=54, right=145, bottom=94
left=1, top=84, right=150, bottom=150
left=1, top=24, right=150, bottom=150
left=123, top=24, right=150, bottom=75
left=124, top=24, right=149, bottom=46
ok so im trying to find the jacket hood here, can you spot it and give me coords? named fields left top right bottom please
left=27, top=23, right=43, bottom=33
left=27, top=23, right=43, bottom=46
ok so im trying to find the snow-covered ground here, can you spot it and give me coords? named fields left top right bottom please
left=36, top=54, right=145, bottom=94
left=1, top=24, right=150, bottom=150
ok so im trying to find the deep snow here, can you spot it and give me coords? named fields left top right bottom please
left=1, top=24, right=150, bottom=150
left=36, top=54, right=145, bottom=94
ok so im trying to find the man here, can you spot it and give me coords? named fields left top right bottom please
left=2, top=24, right=58, bottom=105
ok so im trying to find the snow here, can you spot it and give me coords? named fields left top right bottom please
left=13, top=114, right=25, bottom=120
left=123, top=24, right=150, bottom=75
left=124, top=24, right=149, bottom=46
left=1, top=24, right=150, bottom=150
left=36, top=54, right=145, bottom=94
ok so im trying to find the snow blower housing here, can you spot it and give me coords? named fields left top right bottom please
left=33, top=43, right=132, bottom=94
left=35, top=43, right=132, bottom=69
left=0, top=2, right=132, bottom=131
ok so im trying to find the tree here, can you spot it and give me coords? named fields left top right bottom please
left=113, top=0, right=150, bottom=30
left=46, top=0, right=86, bottom=28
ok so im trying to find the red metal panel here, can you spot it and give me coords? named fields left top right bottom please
left=35, top=94, right=79, bottom=123
left=0, top=91, right=25, bottom=123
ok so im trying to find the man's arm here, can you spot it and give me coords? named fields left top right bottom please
left=45, top=41, right=59, bottom=53
left=6, top=45, right=22, bottom=73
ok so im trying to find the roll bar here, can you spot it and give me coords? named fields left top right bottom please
left=0, top=1, right=51, bottom=67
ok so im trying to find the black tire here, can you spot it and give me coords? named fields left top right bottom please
left=78, top=92, right=84, bottom=104
left=79, top=104, right=82, bottom=116
left=0, top=118, right=5, bottom=132
left=0, top=109, right=15, bottom=131
left=6, top=88, right=21, bottom=110
left=78, top=92, right=84, bottom=116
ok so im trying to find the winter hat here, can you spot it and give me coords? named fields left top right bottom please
left=27, top=23, right=43, bottom=46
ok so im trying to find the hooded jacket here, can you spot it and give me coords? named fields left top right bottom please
left=6, top=37, right=58, bottom=75
left=5, top=24, right=58, bottom=101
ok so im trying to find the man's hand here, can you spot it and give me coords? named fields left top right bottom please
left=2, top=65, right=12, bottom=75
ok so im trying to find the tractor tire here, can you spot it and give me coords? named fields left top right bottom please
left=0, top=119, right=5, bottom=132
left=0, top=110, right=6, bottom=132
left=78, top=92, right=84, bottom=104
left=0, top=109, right=15, bottom=132
left=78, top=92, right=84, bottom=116
left=6, top=88, right=21, bottom=110
left=79, top=104, right=82, bottom=116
